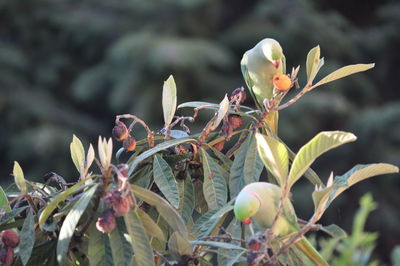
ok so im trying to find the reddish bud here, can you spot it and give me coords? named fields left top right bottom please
left=0, top=230, right=19, bottom=248
left=242, top=218, right=251, bottom=225
left=111, top=191, right=131, bottom=217
left=96, top=210, right=116, bottom=234
left=228, top=114, right=243, bottom=130
left=0, top=248, right=14, bottom=265
left=112, top=121, right=129, bottom=142
left=248, top=239, right=262, bottom=250
left=230, top=87, right=247, bottom=103
left=213, top=140, right=225, bottom=151
left=123, top=135, right=136, bottom=151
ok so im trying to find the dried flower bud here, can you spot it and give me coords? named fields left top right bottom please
left=0, top=230, right=19, bottom=248
left=230, top=87, right=247, bottom=103
left=228, top=114, right=243, bottom=130
left=111, top=191, right=131, bottom=217
left=213, top=140, right=225, bottom=151
left=112, top=121, right=129, bottom=142
left=0, top=248, right=13, bottom=265
left=273, top=73, right=292, bottom=91
left=248, top=238, right=262, bottom=250
left=96, top=210, right=116, bottom=234
left=123, top=135, right=136, bottom=151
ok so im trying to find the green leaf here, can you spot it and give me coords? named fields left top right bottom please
left=313, top=163, right=398, bottom=217
left=313, top=63, right=375, bottom=88
left=243, top=135, right=264, bottom=185
left=168, top=232, right=192, bottom=260
left=131, top=184, right=188, bottom=238
left=128, top=138, right=196, bottom=176
left=178, top=173, right=195, bottom=224
left=255, top=133, right=288, bottom=185
left=19, top=209, right=35, bottom=266
left=391, top=246, right=400, bottom=266
left=162, top=75, right=177, bottom=126
left=0, top=206, right=28, bottom=225
left=177, top=101, right=254, bottom=112
left=137, top=208, right=166, bottom=242
left=170, top=130, right=189, bottom=139
left=288, top=131, right=357, bottom=188
left=320, top=224, right=348, bottom=239
left=124, top=209, right=156, bottom=266
left=0, top=186, right=11, bottom=213
left=57, top=184, right=99, bottom=265
left=39, top=178, right=90, bottom=229
left=306, top=45, right=321, bottom=83
left=70, top=135, right=85, bottom=174
left=153, top=154, right=180, bottom=208
left=13, top=161, right=27, bottom=194
left=109, top=218, right=133, bottom=266
left=88, top=222, right=114, bottom=266
left=229, top=136, right=250, bottom=198
left=192, top=204, right=233, bottom=238
left=191, top=241, right=245, bottom=250
left=201, top=149, right=228, bottom=210
left=209, top=95, right=230, bottom=131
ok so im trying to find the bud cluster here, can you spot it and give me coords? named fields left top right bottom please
left=0, top=230, right=19, bottom=265
left=112, top=121, right=136, bottom=151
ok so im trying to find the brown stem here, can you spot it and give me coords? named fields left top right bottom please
left=116, top=114, right=155, bottom=148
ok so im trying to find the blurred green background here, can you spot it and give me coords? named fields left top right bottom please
left=1, top=0, right=399, bottom=262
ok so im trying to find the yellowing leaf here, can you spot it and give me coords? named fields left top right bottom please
left=162, top=75, right=177, bottom=126
left=13, top=161, right=27, bottom=194
left=313, top=63, right=375, bottom=88
left=211, top=95, right=229, bottom=131
left=70, top=135, right=85, bottom=174
left=306, top=45, right=321, bottom=83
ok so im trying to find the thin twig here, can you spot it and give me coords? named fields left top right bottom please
left=116, top=114, right=155, bottom=148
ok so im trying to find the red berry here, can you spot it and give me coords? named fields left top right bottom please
left=228, top=114, right=243, bottom=130
left=0, top=230, right=19, bottom=248
left=242, top=218, right=251, bottom=225
left=213, top=140, right=225, bottom=151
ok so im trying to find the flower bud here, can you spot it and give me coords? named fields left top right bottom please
left=0, top=248, right=14, bottom=265
left=96, top=210, right=116, bottom=234
left=230, top=87, right=247, bottom=103
left=0, top=230, right=19, bottom=248
left=228, top=114, right=243, bottom=130
left=123, top=135, right=136, bottom=151
left=273, top=73, right=292, bottom=91
left=112, top=121, right=129, bottom=142
left=213, top=140, right=225, bottom=151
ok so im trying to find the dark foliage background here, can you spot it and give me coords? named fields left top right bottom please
left=1, top=0, right=399, bottom=262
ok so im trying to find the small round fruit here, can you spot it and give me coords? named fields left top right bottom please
left=112, top=121, right=129, bottom=142
left=96, top=210, right=116, bottom=234
left=272, top=73, right=292, bottom=91
left=228, top=114, right=243, bottom=130
left=123, top=135, right=136, bottom=151
left=0, top=230, right=19, bottom=248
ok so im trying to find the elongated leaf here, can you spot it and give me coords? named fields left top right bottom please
left=88, top=223, right=114, bottom=266
left=86, top=144, right=95, bottom=173
left=320, top=224, right=348, bottom=239
left=178, top=101, right=254, bottom=112
left=243, top=135, right=264, bottom=185
left=217, top=219, right=244, bottom=266
left=128, top=138, right=196, bottom=176
left=178, top=173, right=195, bottom=224
left=19, top=209, right=35, bottom=266
left=57, top=184, right=98, bottom=265
left=313, top=63, right=375, bottom=88
left=39, top=178, right=90, bottom=229
left=201, top=149, right=228, bottom=210
left=313, top=163, right=398, bottom=217
left=70, top=135, right=85, bottom=174
left=212, top=95, right=229, bottom=130
left=0, top=186, right=11, bottom=212
left=229, top=136, right=250, bottom=198
left=153, top=154, right=180, bottom=208
left=0, top=206, right=28, bottom=225
left=306, top=45, right=321, bottom=83
left=191, top=241, right=245, bottom=250
left=255, top=133, right=288, bottom=185
left=192, top=204, right=233, bottom=238
left=208, top=145, right=232, bottom=171
left=13, top=161, right=27, bottom=194
left=131, top=185, right=188, bottom=238
left=124, top=209, right=156, bottom=266
left=162, top=75, right=177, bottom=126
left=109, top=218, right=133, bottom=266
left=193, top=180, right=208, bottom=214
left=137, top=208, right=166, bottom=242
left=288, top=131, right=357, bottom=188
left=168, top=232, right=192, bottom=260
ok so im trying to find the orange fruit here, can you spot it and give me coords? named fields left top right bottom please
left=272, top=73, right=291, bottom=91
